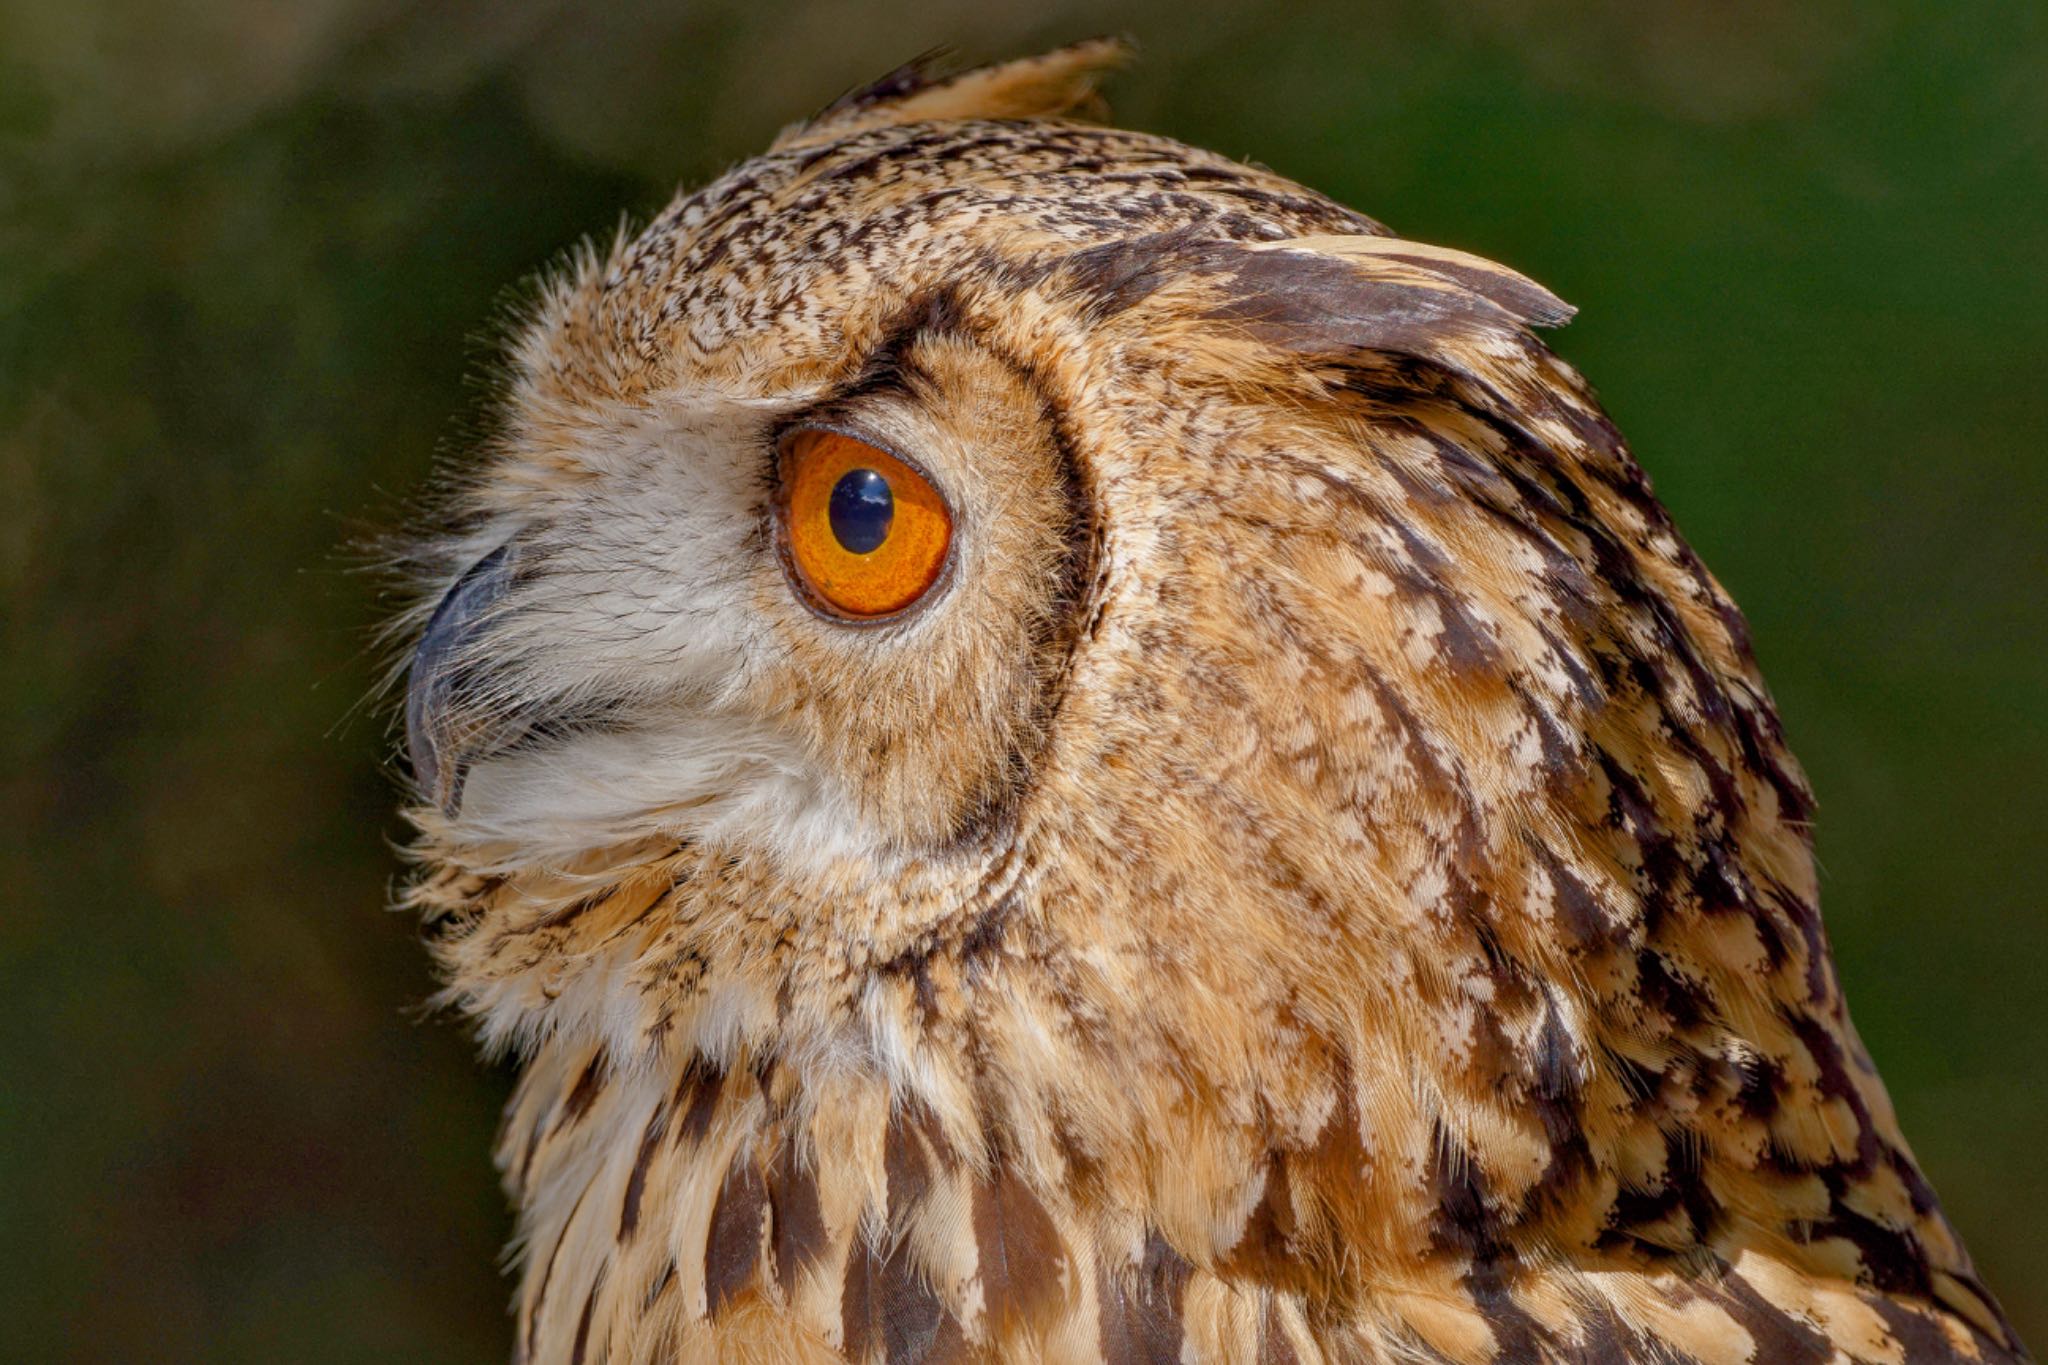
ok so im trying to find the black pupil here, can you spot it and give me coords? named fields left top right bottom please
left=828, top=468, right=894, bottom=554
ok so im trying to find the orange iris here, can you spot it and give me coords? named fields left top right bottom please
left=778, top=428, right=953, bottom=619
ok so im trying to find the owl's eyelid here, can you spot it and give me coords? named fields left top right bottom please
left=771, top=418, right=950, bottom=499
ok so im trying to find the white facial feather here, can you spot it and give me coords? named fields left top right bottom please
left=424, top=388, right=879, bottom=874
left=454, top=717, right=866, bottom=870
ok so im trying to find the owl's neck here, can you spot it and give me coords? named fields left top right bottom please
left=415, top=832, right=2018, bottom=1363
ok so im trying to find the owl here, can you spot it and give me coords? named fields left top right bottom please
left=396, top=41, right=2028, bottom=1365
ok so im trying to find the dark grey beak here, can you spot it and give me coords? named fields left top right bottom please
left=405, top=545, right=516, bottom=816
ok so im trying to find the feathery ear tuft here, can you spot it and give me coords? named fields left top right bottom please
left=1251, top=234, right=1575, bottom=330
left=1051, top=228, right=1574, bottom=366
left=1047, top=227, right=1583, bottom=455
left=772, top=38, right=1133, bottom=152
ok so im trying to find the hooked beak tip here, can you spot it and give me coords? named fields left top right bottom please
left=405, top=544, right=515, bottom=821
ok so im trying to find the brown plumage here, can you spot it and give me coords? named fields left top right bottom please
left=395, top=41, right=2028, bottom=1364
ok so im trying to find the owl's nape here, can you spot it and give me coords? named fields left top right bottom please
left=396, top=41, right=2027, bottom=1365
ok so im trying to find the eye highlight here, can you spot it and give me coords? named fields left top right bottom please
left=778, top=428, right=953, bottom=619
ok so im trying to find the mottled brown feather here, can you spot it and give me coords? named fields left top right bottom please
left=398, top=44, right=2027, bottom=1365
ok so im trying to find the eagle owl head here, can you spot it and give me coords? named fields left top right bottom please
left=395, top=42, right=2023, bottom=1365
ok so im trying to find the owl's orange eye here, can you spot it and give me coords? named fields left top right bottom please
left=777, top=428, right=953, bottom=619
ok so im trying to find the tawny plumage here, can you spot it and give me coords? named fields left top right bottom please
left=394, top=41, right=2027, bottom=1364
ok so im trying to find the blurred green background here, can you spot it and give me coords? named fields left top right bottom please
left=2, top=0, right=2042, bottom=1358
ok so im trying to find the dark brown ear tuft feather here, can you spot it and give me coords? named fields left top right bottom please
left=1252, top=235, right=1576, bottom=330
left=773, top=38, right=1134, bottom=152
